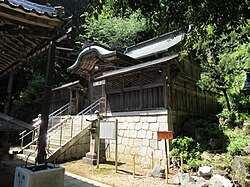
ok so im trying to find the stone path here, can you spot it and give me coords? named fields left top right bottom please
left=0, top=157, right=110, bottom=187
left=65, top=171, right=110, bottom=187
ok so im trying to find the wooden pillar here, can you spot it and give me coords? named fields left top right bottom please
left=163, top=67, right=167, bottom=108
left=4, top=70, right=14, bottom=115
left=88, top=75, right=92, bottom=105
left=37, top=41, right=56, bottom=164
left=3, top=70, right=14, bottom=155
left=140, top=71, right=143, bottom=110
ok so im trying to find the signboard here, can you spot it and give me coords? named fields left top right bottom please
left=157, top=131, right=173, bottom=140
left=99, top=121, right=116, bottom=139
left=97, top=119, right=118, bottom=172
left=93, top=80, right=105, bottom=87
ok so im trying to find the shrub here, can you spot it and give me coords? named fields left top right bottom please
left=223, top=127, right=249, bottom=155
left=171, top=136, right=202, bottom=161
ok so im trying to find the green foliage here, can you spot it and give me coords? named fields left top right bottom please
left=223, top=126, right=249, bottom=155
left=217, top=109, right=248, bottom=126
left=188, top=24, right=250, bottom=113
left=171, top=136, right=202, bottom=160
left=182, top=118, right=229, bottom=152
left=112, top=0, right=250, bottom=37
left=80, top=5, right=149, bottom=50
left=10, top=74, right=45, bottom=123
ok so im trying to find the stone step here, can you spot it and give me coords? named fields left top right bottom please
left=30, top=145, right=38, bottom=151
left=48, top=138, right=68, bottom=145
left=23, top=149, right=37, bottom=158
left=23, top=147, right=57, bottom=158
left=47, top=143, right=62, bottom=149
left=30, top=145, right=58, bottom=153
left=49, top=127, right=83, bottom=135
left=51, top=134, right=75, bottom=140
left=16, top=153, right=36, bottom=164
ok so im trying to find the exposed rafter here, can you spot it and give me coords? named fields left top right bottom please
left=0, top=0, right=69, bottom=78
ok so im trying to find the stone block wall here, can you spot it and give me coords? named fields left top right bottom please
left=105, top=110, right=171, bottom=166
left=53, top=128, right=90, bottom=163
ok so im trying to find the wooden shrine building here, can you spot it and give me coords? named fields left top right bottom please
left=68, top=30, right=217, bottom=164
left=51, top=80, right=86, bottom=114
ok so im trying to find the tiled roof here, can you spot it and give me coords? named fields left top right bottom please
left=0, top=0, right=63, bottom=18
left=124, top=31, right=185, bottom=59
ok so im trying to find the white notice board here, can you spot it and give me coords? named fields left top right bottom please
left=99, top=121, right=116, bottom=139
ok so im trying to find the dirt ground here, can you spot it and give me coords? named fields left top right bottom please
left=61, top=159, right=181, bottom=187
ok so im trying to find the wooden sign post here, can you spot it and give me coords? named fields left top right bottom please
left=157, top=131, right=173, bottom=183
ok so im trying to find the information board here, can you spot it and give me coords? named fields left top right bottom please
left=99, top=121, right=116, bottom=139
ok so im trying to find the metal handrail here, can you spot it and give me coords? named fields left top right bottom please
left=49, top=103, right=69, bottom=118
left=46, top=97, right=105, bottom=147
left=19, top=97, right=105, bottom=153
left=19, top=103, right=70, bottom=150
left=47, top=116, right=71, bottom=133
left=48, top=103, right=70, bottom=127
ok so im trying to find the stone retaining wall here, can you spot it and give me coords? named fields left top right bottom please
left=53, top=127, right=90, bottom=163
left=105, top=110, right=170, bottom=166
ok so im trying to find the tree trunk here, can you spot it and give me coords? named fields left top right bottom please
left=222, top=89, right=231, bottom=111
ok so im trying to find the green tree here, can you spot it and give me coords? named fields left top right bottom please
left=10, top=74, right=45, bottom=123
left=80, top=2, right=149, bottom=50
left=192, top=24, right=250, bottom=112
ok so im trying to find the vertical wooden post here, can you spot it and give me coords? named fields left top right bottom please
left=4, top=70, right=14, bottom=115
left=180, top=155, right=184, bottom=174
left=115, top=119, right=118, bottom=173
left=133, top=155, right=135, bottom=178
left=151, top=151, right=154, bottom=169
left=37, top=41, right=55, bottom=164
left=164, top=139, right=169, bottom=182
left=165, top=157, right=169, bottom=183
left=97, top=119, right=100, bottom=169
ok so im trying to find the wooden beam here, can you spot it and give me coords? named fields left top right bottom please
left=0, top=27, right=50, bottom=39
left=0, top=42, right=19, bottom=54
left=0, top=50, right=17, bottom=62
left=3, top=36, right=20, bottom=50
left=0, top=55, right=15, bottom=65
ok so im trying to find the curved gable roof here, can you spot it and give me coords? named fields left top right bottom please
left=68, top=45, right=139, bottom=75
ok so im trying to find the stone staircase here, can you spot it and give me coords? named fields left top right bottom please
left=17, top=97, right=105, bottom=164
left=16, top=115, right=92, bottom=164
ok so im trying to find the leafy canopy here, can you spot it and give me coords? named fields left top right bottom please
left=80, top=5, right=148, bottom=50
left=191, top=23, right=250, bottom=112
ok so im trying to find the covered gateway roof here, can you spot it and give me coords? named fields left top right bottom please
left=0, top=0, right=67, bottom=78
left=0, top=113, right=32, bottom=131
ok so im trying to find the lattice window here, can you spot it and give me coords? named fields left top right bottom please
left=106, top=77, right=122, bottom=92
left=142, top=70, right=163, bottom=85
left=123, top=74, right=140, bottom=88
